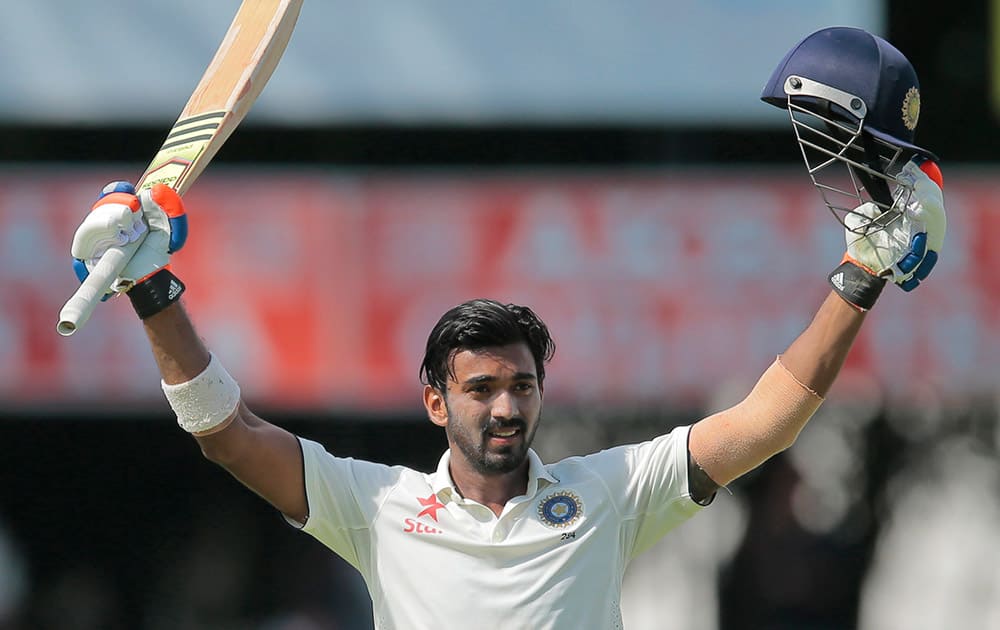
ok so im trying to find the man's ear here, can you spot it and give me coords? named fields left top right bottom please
left=423, top=384, right=448, bottom=428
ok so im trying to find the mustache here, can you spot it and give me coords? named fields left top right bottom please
left=482, top=419, right=526, bottom=435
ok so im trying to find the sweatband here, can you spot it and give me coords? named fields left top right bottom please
left=162, top=353, right=241, bottom=435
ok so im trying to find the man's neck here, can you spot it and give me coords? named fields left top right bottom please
left=448, top=458, right=530, bottom=517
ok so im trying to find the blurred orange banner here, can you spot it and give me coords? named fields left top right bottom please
left=1, top=168, right=996, bottom=413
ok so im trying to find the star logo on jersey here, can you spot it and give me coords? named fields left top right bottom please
left=416, top=493, right=446, bottom=522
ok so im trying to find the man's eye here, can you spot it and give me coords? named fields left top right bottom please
left=515, top=383, right=534, bottom=393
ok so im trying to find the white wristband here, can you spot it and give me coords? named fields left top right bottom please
left=162, top=353, right=241, bottom=434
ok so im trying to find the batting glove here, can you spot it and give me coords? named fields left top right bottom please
left=71, top=181, right=188, bottom=317
left=828, top=158, right=945, bottom=311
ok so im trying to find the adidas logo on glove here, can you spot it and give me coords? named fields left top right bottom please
left=830, top=272, right=845, bottom=291
left=168, top=279, right=183, bottom=301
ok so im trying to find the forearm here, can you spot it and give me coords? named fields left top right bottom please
left=73, top=183, right=307, bottom=521
left=140, top=300, right=306, bottom=519
left=142, top=300, right=242, bottom=439
left=141, top=301, right=211, bottom=385
left=779, top=291, right=866, bottom=397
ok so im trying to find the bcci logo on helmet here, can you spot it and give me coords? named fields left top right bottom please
left=901, top=86, right=920, bottom=131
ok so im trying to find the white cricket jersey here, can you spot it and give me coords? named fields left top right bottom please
left=290, top=425, right=704, bottom=630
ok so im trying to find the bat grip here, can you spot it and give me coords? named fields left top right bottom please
left=56, top=239, right=143, bottom=336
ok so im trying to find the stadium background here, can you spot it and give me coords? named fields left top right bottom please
left=1, top=1, right=998, bottom=628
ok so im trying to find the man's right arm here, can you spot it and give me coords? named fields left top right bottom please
left=143, top=301, right=308, bottom=523
left=72, top=182, right=308, bottom=522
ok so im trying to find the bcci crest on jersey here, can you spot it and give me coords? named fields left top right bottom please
left=537, top=491, right=583, bottom=528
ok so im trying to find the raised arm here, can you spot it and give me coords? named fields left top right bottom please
left=144, top=302, right=307, bottom=522
left=71, top=182, right=307, bottom=522
left=689, top=291, right=862, bottom=488
left=688, top=159, right=946, bottom=490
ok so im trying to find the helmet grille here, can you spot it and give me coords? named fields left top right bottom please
left=786, top=96, right=913, bottom=236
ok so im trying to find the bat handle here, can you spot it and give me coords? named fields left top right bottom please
left=56, top=239, right=143, bottom=336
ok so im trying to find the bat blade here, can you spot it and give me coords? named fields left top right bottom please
left=56, top=0, right=303, bottom=336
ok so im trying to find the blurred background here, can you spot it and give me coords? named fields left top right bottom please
left=2, top=1, right=999, bottom=629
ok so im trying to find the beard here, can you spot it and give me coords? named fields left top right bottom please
left=445, top=405, right=540, bottom=475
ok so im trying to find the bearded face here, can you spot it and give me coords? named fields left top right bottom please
left=426, top=344, right=542, bottom=476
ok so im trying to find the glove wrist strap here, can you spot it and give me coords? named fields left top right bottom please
left=127, top=269, right=185, bottom=319
left=828, top=261, right=885, bottom=312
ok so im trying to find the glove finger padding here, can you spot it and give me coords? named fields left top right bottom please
left=71, top=189, right=149, bottom=299
left=71, top=192, right=147, bottom=265
left=70, top=181, right=189, bottom=296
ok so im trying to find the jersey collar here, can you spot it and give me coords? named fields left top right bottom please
left=431, top=448, right=559, bottom=501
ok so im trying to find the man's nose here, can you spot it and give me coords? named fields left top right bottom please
left=491, top=390, right=518, bottom=419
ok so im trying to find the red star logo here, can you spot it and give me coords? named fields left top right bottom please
left=416, top=493, right=446, bottom=522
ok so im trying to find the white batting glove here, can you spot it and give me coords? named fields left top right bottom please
left=828, top=158, right=945, bottom=311
left=844, top=158, right=946, bottom=292
left=71, top=181, right=188, bottom=298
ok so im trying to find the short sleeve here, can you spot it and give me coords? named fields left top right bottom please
left=292, top=438, right=404, bottom=570
left=583, top=425, right=704, bottom=559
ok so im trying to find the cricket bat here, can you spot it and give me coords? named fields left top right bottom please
left=56, top=0, right=303, bottom=336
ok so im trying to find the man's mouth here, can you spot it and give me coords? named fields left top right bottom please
left=485, top=424, right=523, bottom=443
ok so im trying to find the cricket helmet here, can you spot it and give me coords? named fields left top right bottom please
left=761, top=26, right=935, bottom=234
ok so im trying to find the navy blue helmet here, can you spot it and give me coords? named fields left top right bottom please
left=762, top=27, right=935, bottom=233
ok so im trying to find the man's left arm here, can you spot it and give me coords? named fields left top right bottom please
left=688, top=158, right=945, bottom=493
left=688, top=291, right=861, bottom=491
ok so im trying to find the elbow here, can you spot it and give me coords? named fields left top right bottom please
left=197, top=438, right=233, bottom=465
left=774, top=426, right=804, bottom=454
left=193, top=414, right=245, bottom=466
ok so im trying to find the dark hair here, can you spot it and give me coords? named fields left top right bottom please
left=420, top=298, right=555, bottom=392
